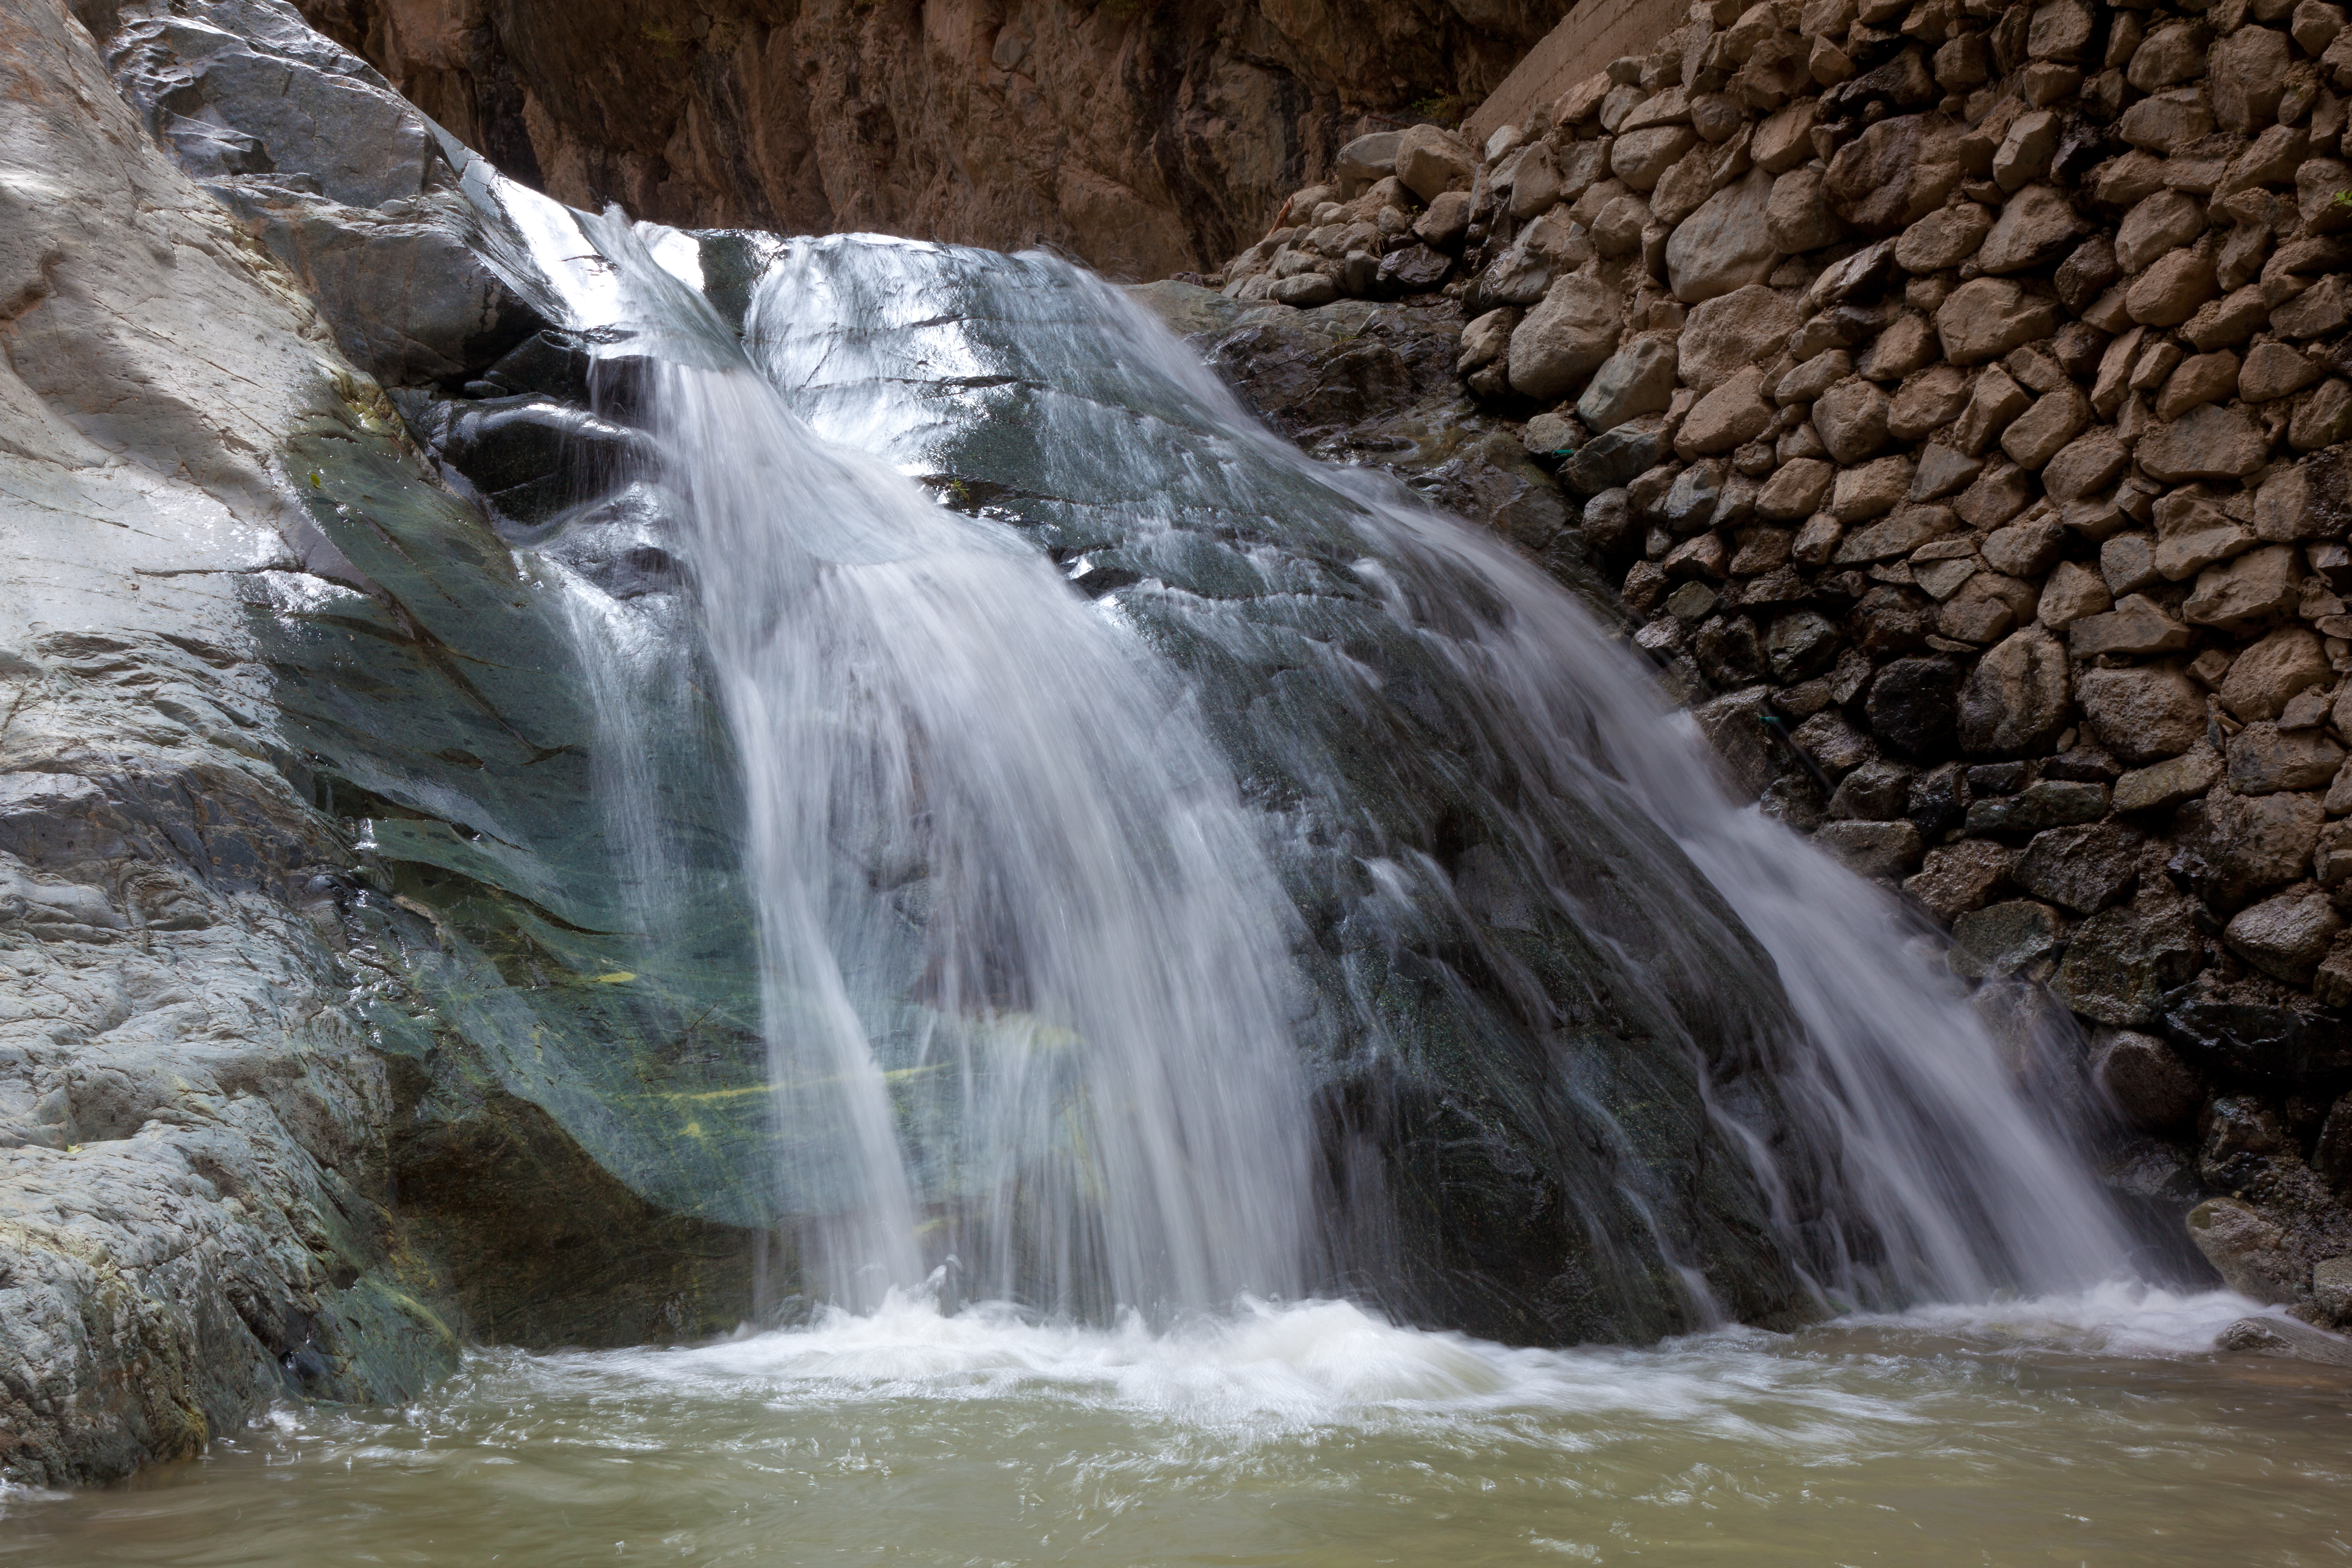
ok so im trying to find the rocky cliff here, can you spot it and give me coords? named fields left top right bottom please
left=1186, top=0, right=2352, bottom=1326
left=5, top=0, right=1858, bottom=1488
left=20, top=0, right=2352, bottom=1492
left=1, top=0, right=787, bottom=1488
left=281, top=0, right=1571, bottom=280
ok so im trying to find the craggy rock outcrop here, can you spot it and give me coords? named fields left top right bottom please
left=2, top=0, right=778, bottom=1488
left=1136, top=283, right=1588, bottom=570
left=1194, top=0, right=2352, bottom=1327
left=8, top=0, right=1836, bottom=1489
left=285, top=0, right=1573, bottom=279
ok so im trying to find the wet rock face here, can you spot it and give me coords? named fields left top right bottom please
left=1186, top=290, right=1581, bottom=567
left=0, top=0, right=462, bottom=1485
left=5, top=0, right=776, bottom=1488
left=1194, top=0, right=2352, bottom=1321
left=97, top=0, right=550, bottom=391
left=828, top=257, right=1840, bottom=1354
left=289, top=0, right=1572, bottom=280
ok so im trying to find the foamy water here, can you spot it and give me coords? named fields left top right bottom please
left=8, top=1292, right=2344, bottom=1568
left=561, top=1282, right=2298, bottom=1438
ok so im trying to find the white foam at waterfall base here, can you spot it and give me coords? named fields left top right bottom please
left=522, top=1282, right=2294, bottom=1444
left=1848, top=1278, right=2299, bottom=1357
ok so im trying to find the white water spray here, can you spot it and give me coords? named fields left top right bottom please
left=730, top=234, right=2137, bottom=1311
left=560, top=212, right=1315, bottom=1316
left=476, top=169, right=2135, bottom=1326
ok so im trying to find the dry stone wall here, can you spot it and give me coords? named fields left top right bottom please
left=1208, top=0, right=2352, bottom=1326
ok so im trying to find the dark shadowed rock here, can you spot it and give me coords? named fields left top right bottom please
left=2092, top=1029, right=2205, bottom=1131
left=1903, top=838, right=2018, bottom=919
left=1965, top=779, right=2109, bottom=834
left=2187, top=787, right=2327, bottom=909
left=1767, top=610, right=1840, bottom=680
left=210, top=181, right=548, bottom=388
left=1826, top=113, right=1965, bottom=234
left=1563, top=421, right=1670, bottom=495
left=1828, top=757, right=1916, bottom=820
left=1958, top=626, right=2071, bottom=756
left=2013, top=823, right=2144, bottom=913
left=1866, top=657, right=1961, bottom=759
left=1937, top=278, right=2061, bottom=366
left=2075, top=665, right=2207, bottom=764
left=1974, top=184, right=2090, bottom=276
left=2229, top=724, right=2348, bottom=794
left=1578, top=335, right=1681, bottom=431
left=2164, top=980, right=2315, bottom=1081
left=419, top=396, right=655, bottom=525
left=1950, top=898, right=2067, bottom=977
left=2053, top=900, right=2203, bottom=1026
left=2225, top=886, right=2346, bottom=985
left=1379, top=244, right=1456, bottom=294
left=1815, top=819, right=1927, bottom=877
left=1907, top=760, right=1970, bottom=842
left=2114, top=746, right=2224, bottom=814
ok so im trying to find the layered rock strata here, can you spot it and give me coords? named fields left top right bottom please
left=287, top=0, right=1573, bottom=280
left=1194, top=0, right=2352, bottom=1326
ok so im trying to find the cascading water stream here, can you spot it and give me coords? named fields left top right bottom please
left=559, top=212, right=1317, bottom=1318
left=1337, top=490, right=2130, bottom=1302
left=732, top=235, right=2140, bottom=1313
left=475, top=171, right=2137, bottom=1327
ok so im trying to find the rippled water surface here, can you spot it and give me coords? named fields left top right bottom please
left=6, top=1288, right=2349, bottom=1566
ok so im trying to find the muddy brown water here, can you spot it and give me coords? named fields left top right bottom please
left=7, top=1289, right=2349, bottom=1567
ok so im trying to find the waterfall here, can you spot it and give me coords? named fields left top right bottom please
left=1333, top=495, right=2131, bottom=1304
left=556, top=213, right=1316, bottom=1317
left=475, top=173, right=2134, bottom=1327
left=728, top=235, right=2137, bottom=1313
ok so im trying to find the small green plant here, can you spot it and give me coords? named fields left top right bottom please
left=1407, top=91, right=1467, bottom=127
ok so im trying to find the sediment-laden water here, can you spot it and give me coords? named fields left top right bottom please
left=5, top=1289, right=2345, bottom=1566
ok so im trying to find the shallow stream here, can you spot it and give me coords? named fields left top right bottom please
left=7, top=1288, right=2347, bottom=1566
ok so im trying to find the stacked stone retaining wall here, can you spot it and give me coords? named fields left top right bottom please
left=1207, top=0, right=2352, bottom=1326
